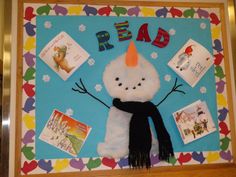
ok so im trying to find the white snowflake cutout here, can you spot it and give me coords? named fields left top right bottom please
left=95, top=84, right=102, bottom=92
left=44, top=21, right=52, bottom=29
left=79, top=24, right=86, bottom=32
left=42, top=75, right=50, bottom=82
left=88, top=58, right=95, bottom=66
left=200, top=22, right=206, bottom=29
left=169, top=28, right=176, bottom=36
left=65, top=108, right=74, bottom=116
left=150, top=52, right=158, bottom=59
left=200, top=86, right=207, bottom=93
left=164, top=74, right=171, bottom=82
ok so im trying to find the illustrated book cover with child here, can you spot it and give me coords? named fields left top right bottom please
left=168, top=39, right=213, bottom=87
left=173, top=100, right=216, bottom=144
left=39, top=109, right=91, bottom=157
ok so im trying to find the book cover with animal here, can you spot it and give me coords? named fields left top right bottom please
left=39, top=109, right=91, bottom=157
left=173, top=100, right=216, bottom=144
left=39, top=31, right=90, bottom=80
left=168, top=39, right=213, bottom=87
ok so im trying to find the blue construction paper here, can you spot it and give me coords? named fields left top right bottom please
left=36, top=16, right=219, bottom=159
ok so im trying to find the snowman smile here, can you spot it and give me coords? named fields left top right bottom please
left=114, top=77, right=146, bottom=91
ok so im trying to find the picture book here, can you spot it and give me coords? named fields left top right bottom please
left=39, top=109, right=91, bottom=157
left=39, top=31, right=90, bottom=80
left=173, top=100, right=216, bottom=144
left=168, top=39, right=213, bottom=87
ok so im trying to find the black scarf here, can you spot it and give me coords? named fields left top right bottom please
left=113, top=98, right=174, bottom=168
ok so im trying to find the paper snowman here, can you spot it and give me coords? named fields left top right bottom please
left=97, top=41, right=160, bottom=158
left=73, top=41, right=177, bottom=167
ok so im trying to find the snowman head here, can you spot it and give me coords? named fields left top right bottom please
left=103, top=41, right=160, bottom=102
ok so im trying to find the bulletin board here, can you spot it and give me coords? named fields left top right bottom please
left=16, top=0, right=236, bottom=176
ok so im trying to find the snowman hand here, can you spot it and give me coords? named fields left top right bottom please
left=156, top=78, right=185, bottom=107
left=72, top=78, right=110, bottom=109
left=171, top=77, right=186, bottom=94
left=72, top=78, right=87, bottom=94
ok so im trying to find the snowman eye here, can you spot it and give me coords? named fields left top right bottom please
left=115, top=77, right=119, bottom=81
left=142, top=78, right=145, bottom=81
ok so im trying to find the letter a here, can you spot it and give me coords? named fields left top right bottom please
left=136, top=23, right=151, bottom=42
left=152, top=28, right=170, bottom=48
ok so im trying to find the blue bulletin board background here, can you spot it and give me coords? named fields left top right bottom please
left=36, top=16, right=219, bottom=159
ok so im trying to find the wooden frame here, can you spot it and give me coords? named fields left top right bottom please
left=16, top=0, right=236, bottom=177
left=1, top=0, right=12, bottom=177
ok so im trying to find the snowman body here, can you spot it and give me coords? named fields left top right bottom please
left=97, top=51, right=160, bottom=158
left=97, top=106, right=131, bottom=158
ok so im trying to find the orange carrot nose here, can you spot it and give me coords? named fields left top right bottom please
left=125, top=41, right=138, bottom=67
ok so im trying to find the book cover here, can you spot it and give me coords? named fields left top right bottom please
left=173, top=100, right=216, bottom=144
left=168, top=39, right=213, bottom=87
left=39, top=109, right=91, bottom=157
left=39, top=31, right=90, bottom=80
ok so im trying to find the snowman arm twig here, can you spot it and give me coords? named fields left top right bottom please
left=155, top=78, right=185, bottom=107
left=72, top=78, right=110, bottom=109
